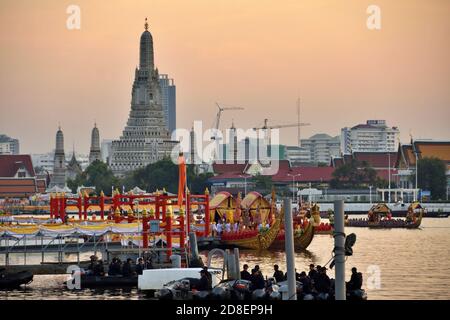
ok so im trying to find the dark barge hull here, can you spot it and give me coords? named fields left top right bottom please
left=0, top=270, right=33, bottom=289
left=78, top=275, right=138, bottom=288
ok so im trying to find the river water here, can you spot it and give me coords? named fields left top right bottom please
left=1, top=217, right=449, bottom=300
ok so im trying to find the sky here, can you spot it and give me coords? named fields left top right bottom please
left=0, top=0, right=449, bottom=154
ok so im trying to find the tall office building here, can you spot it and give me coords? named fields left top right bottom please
left=159, top=74, right=176, bottom=135
left=341, top=120, right=399, bottom=154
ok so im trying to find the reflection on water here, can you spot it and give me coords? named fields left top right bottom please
left=1, top=217, right=450, bottom=300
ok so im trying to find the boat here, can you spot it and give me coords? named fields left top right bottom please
left=345, top=202, right=424, bottom=229
left=155, top=278, right=253, bottom=300
left=270, top=203, right=321, bottom=250
left=77, top=275, right=138, bottom=288
left=220, top=215, right=281, bottom=250
left=0, top=269, right=33, bottom=288
left=216, top=191, right=282, bottom=250
left=138, top=267, right=223, bottom=293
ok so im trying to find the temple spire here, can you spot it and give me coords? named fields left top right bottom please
left=145, top=18, right=149, bottom=31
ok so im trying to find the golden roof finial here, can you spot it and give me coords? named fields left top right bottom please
left=144, top=17, right=149, bottom=31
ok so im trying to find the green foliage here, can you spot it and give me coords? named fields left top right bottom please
left=415, top=157, right=447, bottom=200
left=122, top=157, right=179, bottom=193
left=187, top=165, right=214, bottom=194
left=330, top=159, right=378, bottom=189
left=251, top=174, right=273, bottom=192
left=122, top=158, right=213, bottom=194
left=68, top=160, right=120, bottom=196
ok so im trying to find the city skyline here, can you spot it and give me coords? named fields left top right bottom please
left=1, top=0, right=449, bottom=154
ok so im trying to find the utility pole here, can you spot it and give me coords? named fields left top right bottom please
left=297, top=97, right=301, bottom=147
left=334, top=200, right=346, bottom=300
left=284, top=198, right=297, bottom=300
left=388, top=152, right=391, bottom=203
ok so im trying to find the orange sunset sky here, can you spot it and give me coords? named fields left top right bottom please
left=0, top=0, right=449, bottom=154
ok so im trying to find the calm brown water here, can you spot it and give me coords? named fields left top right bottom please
left=1, top=217, right=449, bottom=300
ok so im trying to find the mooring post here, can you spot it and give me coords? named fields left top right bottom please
left=189, top=232, right=199, bottom=259
left=334, top=200, right=346, bottom=300
left=234, top=247, right=240, bottom=280
left=284, top=197, right=297, bottom=300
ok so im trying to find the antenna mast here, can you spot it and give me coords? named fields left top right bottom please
left=297, top=97, right=301, bottom=147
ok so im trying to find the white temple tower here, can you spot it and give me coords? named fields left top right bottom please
left=109, top=19, right=177, bottom=176
left=89, top=123, right=102, bottom=164
left=49, top=126, right=66, bottom=187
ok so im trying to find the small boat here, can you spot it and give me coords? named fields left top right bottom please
left=155, top=278, right=253, bottom=300
left=346, top=202, right=424, bottom=229
left=0, top=270, right=33, bottom=289
left=65, top=274, right=138, bottom=289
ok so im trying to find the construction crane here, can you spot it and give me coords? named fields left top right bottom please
left=253, top=118, right=311, bottom=149
left=253, top=118, right=310, bottom=131
left=211, top=103, right=244, bottom=140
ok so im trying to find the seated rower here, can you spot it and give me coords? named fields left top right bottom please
left=122, top=258, right=135, bottom=277
left=93, top=260, right=105, bottom=276
left=240, top=264, right=251, bottom=281
left=135, top=258, right=145, bottom=275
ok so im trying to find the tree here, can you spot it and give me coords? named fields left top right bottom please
left=122, top=158, right=213, bottom=194
left=123, top=157, right=179, bottom=193
left=251, top=174, right=273, bottom=192
left=68, top=160, right=120, bottom=195
left=187, top=165, right=214, bottom=194
left=415, top=157, right=447, bottom=200
left=330, top=159, right=378, bottom=189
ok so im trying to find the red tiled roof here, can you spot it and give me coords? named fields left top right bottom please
left=0, top=178, right=38, bottom=198
left=212, top=162, right=247, bottom=174
left=0, top=155, right=35, bottom=177
left=353, top=152, right=398, bottom=168
left=209, top=172, right=250, bottom=180
left=272, top=166, right=335, bottom=183
left=331, top=157, right=344, bottom=168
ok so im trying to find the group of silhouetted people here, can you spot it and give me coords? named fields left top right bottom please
left=240, top=263, right=363, bottom=295
left=86, top=255, right=154, bottom=277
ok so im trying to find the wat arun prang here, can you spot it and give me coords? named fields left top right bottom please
left=110, top=19, right=177, bottom=177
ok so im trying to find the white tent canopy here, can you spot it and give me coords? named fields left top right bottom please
left=45, top=185, right=72, bottom=194
left=128, top=186, right=148, bottom=195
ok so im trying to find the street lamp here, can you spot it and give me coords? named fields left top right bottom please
left=287, top=173, right=301, bottom=204
left=238, top=175, right=248, bottom=195
left=388, top=152, right=391, bottom=203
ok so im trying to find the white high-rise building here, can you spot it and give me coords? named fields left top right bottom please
left=0, top=134, right=20, bottom=155
left=300, top=133, right=341, bottom=165
left=341, top=120, right=399, bottom=154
